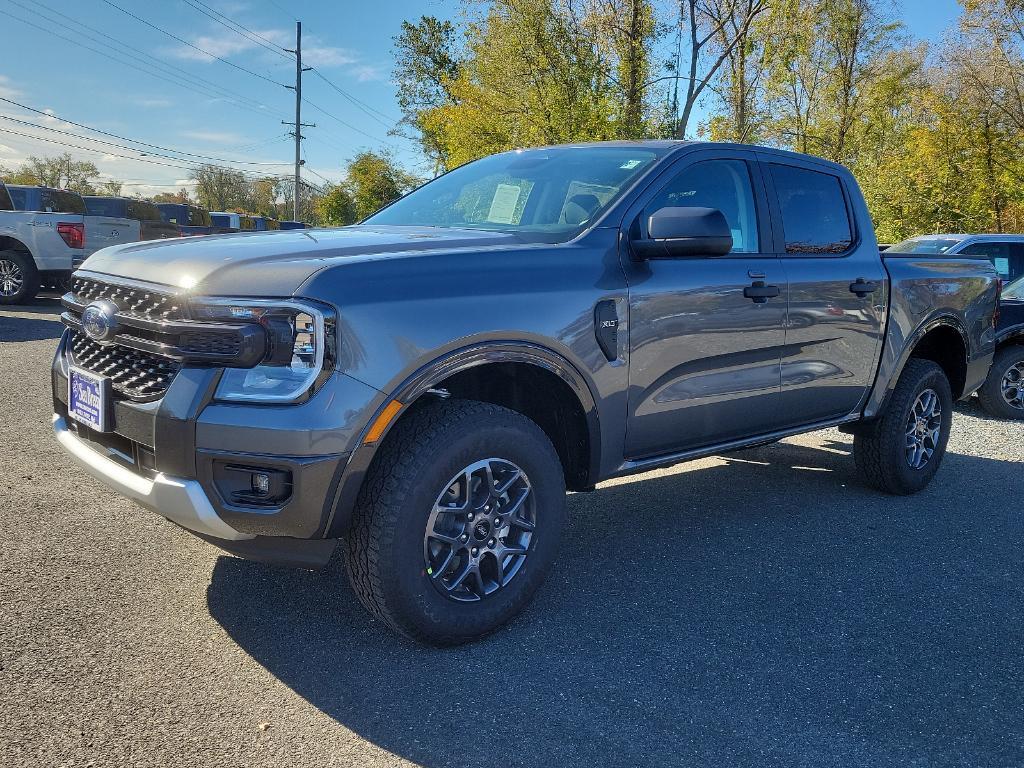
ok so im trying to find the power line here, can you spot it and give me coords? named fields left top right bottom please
left=308, top=68, right=399, bottom=128
left=179, top=0, right=292, bottom=61
left=3, top=2, right=282, bottom=121
left=0, top=115, right=291, bottom=170
left=99, top=0, right=290, bottom=88
left=304, top=98, right=398, bottom=147
left=0, top=126, right=289, bottom=181
left=0, top=97, right=288, bottom=167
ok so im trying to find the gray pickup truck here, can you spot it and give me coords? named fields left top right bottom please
left=51, top=142, right=999, bottom=644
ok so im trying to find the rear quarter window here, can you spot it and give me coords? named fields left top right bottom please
left=770, top=164, right=853, bottom=255
left=84, top=197, right=126, bottom=217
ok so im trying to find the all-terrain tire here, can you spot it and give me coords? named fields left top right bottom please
left=854, top=359, right=953, bottom=495
left=0, top=250, right=40, bottom=305
left=976, top=345, right=1024, bottom=420
left=345, top=398, right=566, bottom=645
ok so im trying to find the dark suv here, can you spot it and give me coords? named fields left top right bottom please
left=52, top=142, right=998, bottom=644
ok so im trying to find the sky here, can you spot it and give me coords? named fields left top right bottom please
left=0, top=0, right=964, bottom=200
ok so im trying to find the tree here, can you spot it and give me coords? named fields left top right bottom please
left=1, top=153, right=99, bottom=192
left=152, top=188, right=194, bottom=204
left=96, top=180, right=123, bottom=196
left=315, top=185, right=357, bottom=225
left=190, top=165, right=250, bottom=211
left=344, top=150, right=421, bottom=220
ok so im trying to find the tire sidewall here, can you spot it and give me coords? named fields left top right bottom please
left=980, top=346, right=1024, bottom=420
left=885, top=362, right=954, bottom=493
left=380, top=410, right=565, bottom=641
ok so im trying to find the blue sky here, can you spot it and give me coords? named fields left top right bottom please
left=0, top=0, right=963, bottom=199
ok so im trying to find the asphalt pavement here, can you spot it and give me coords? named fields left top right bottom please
left=2, top=298, right=1022, bottom=767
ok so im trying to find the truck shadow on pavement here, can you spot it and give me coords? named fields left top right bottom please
left=0, top=299, right=64, bottom=342
left=207, top=438, right=1022, bottom=768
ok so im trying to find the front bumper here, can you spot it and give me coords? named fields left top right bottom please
left=52, top=328, right=384, bottom=548
left=53, top=414, right=249, bottom=541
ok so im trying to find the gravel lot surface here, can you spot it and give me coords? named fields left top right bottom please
left=2, top=299, right=1022, bottom=768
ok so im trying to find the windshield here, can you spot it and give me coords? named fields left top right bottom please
left=363, top=146, right=662, bottom=242
left=887, top=236, right=964, bottom=254
left=1004, top=275, right=1024, bottom=299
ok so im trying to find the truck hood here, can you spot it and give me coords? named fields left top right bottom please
left=79, top=225, right=523, bottom=296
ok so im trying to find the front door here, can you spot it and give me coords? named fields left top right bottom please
left=621, top=152, right=788, bottom=459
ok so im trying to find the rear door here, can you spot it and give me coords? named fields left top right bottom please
left=621, top=149, right=788, bottom=458
left=761, top=158, right=887, bottom=425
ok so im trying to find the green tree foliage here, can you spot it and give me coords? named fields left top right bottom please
left=315, top=185, right=357, bottom=226
left=1, top=153, right=99, bottom=192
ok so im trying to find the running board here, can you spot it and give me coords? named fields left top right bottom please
left=612, top=414, right=861, bottom=479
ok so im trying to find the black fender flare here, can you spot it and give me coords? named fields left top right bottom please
left=323, top=341, right=601, bottom=537
left=861, top=314, right=971, bottom=422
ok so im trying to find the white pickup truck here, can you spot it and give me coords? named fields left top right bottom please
left=0, top=182, right=138, bottom=304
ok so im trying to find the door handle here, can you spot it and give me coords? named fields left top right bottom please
left=849, top=278, right=878, bottom=297
left=743, top=281, right=781, bottom=303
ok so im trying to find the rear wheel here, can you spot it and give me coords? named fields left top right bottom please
left=345, top=399, right=566, bottom=645
left=977, top=345, right=1024, bottom=420
left=0, top=250, right=39, bottom=305
left=854, top=359, right=953, bottom=495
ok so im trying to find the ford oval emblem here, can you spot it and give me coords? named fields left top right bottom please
left=81, top=300, right=119, bottom=343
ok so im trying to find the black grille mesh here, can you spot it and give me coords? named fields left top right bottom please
left=72, top=277, right=182, bottom=321
left=179, top=331, right=242, bottom=356
left=70, top=331, right=181, bottom=400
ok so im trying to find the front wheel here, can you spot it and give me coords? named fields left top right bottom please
left=345, top=399, right=566, bottom=645
left=977, top=345, right=1024, bottom=420
left=854, top=359, right=953, bottom=495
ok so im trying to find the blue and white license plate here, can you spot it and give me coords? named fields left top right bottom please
left=68, top=366, right=111, bottom=432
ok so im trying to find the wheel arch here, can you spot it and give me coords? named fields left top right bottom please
left=324, top=342, right=601, bottom=537
left=0, top=235, right=32, bottom=255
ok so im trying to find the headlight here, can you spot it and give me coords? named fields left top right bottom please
left=189, top=298, right=335, bottom=403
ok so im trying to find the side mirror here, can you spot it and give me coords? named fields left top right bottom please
left=631, top=206, right=733, bottom=259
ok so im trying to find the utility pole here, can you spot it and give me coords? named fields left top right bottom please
left=283, top=21, right=314, bottom=221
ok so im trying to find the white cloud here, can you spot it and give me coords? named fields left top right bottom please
left=182, top=130, right=248, bottom=144
left=135, top=98, right=174, bottom=108
left=0, top=143, right=16, bottom=155
left=0, top=75, right=20, bottom=99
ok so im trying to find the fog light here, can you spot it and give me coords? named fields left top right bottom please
left=251, top=472, right=271, bottom=497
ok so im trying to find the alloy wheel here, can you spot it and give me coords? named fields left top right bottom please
left=1000, top=361, right=1024, bottom=411
left=0, top=259, right=24, bottom=297
left=904, top=388, right=942, bottom=469
left=423, top=458, right=535, bottom=602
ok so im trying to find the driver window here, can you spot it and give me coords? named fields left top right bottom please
left=647, top=159, right=759, bottom=253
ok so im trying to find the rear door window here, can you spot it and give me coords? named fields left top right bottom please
left=43, top=189, right=87, bottom=214
left=191, top=208, right=211, bottom=226
left=0, top=185, right=12, bottom=211
left=770, top=164, right=853, bottom=255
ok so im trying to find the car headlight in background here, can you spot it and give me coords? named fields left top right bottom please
left=189, top=298, right=335, bottom=403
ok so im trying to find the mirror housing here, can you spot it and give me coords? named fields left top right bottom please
left=631, top=206, right=734, bottom=259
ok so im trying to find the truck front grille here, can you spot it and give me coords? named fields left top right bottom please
left=69, top=331, right=181, bottom=400
left=71, top=276, right=183, bottom=321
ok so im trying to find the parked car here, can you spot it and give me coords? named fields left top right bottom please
left=156, top=203, right=226, bottom=236
left=209, top=212, right=255, bottom=231
left=278, top=220, right=307, bottom=230
left=887, top=233, right=1024, bottom=417
left=0, top=182, right=129, bottom=303
left=83, top=196, right=179, bottom=241
left=52, top=141, right=999, bottom=644
left=8, top=185, right=139, bottom=263
left=886, top=233, right=1024, bottom=283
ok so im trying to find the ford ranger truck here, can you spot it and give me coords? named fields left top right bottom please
left=51, top=142, right=999, bottom=644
